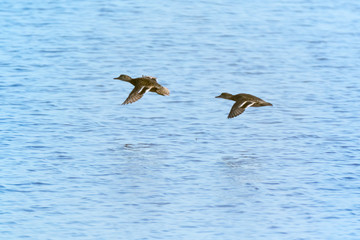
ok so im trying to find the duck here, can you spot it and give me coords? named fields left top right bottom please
left=114, top=74, right=170, bottom=105
left=216, top=92, right=272, bottom=118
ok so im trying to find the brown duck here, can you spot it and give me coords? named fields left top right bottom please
left=216, top=93, right=272, bottom=118
left=114, top=74, right=170, bottom=105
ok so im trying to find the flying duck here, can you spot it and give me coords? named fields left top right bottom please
left=216, top=92, right=272, bottom=118
left=114, top=74, right=170, bottom=105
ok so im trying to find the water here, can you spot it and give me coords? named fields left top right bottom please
left=1, top=0, right=360, bottom=239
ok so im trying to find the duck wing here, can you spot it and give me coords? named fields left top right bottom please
left=141, top=75, right=157, bottom=82
left=122, top=86, right=151, bottom=105
left=228, top=100, right=255, bottom=118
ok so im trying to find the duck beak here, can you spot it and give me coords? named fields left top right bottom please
left=114, top=77, right=120, bottom=80
left=215, top=95, right=221, bottom=98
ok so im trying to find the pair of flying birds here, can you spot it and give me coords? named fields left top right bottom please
left=114, top=74, right=272, bottom=119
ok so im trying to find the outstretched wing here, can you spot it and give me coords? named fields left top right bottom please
left=122, top=86, right=150, bottom=105
left=228, top=101, right=255, bottom=118
left=142, top=75, right=157, bottom=82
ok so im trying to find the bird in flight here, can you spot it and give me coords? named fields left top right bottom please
left=216, top=92, right=272, bottom=118
left=114, top=74, right=170, bottom=105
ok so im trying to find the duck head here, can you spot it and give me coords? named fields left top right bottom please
left=215, top=92, right=233, bottom=100
left=114, top=74, right=132, bottom=81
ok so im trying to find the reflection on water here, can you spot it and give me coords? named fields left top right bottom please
left=1, top=0, right=360, bottom=239
left=123, top=143, right=159, bottom=150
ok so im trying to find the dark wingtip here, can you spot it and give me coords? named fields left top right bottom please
left=227, top=113, right=235, bottom=119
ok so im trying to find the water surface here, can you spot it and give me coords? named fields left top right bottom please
left=1, top=0, right=360, bottom=239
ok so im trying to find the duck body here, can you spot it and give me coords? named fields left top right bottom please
left=114, top=74, right=170, bottom=105
left=216, top=92, right=272, bottom=118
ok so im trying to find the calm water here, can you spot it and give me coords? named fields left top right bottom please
left=1, top=0, right=360, bottom=239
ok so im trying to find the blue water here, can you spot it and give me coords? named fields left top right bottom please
left=1, top=0, right=360, bottom=239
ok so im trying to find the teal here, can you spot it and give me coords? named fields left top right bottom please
left=216, top=93, right=272, bottom=118
left=114, top=74, right=170, bottom=105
